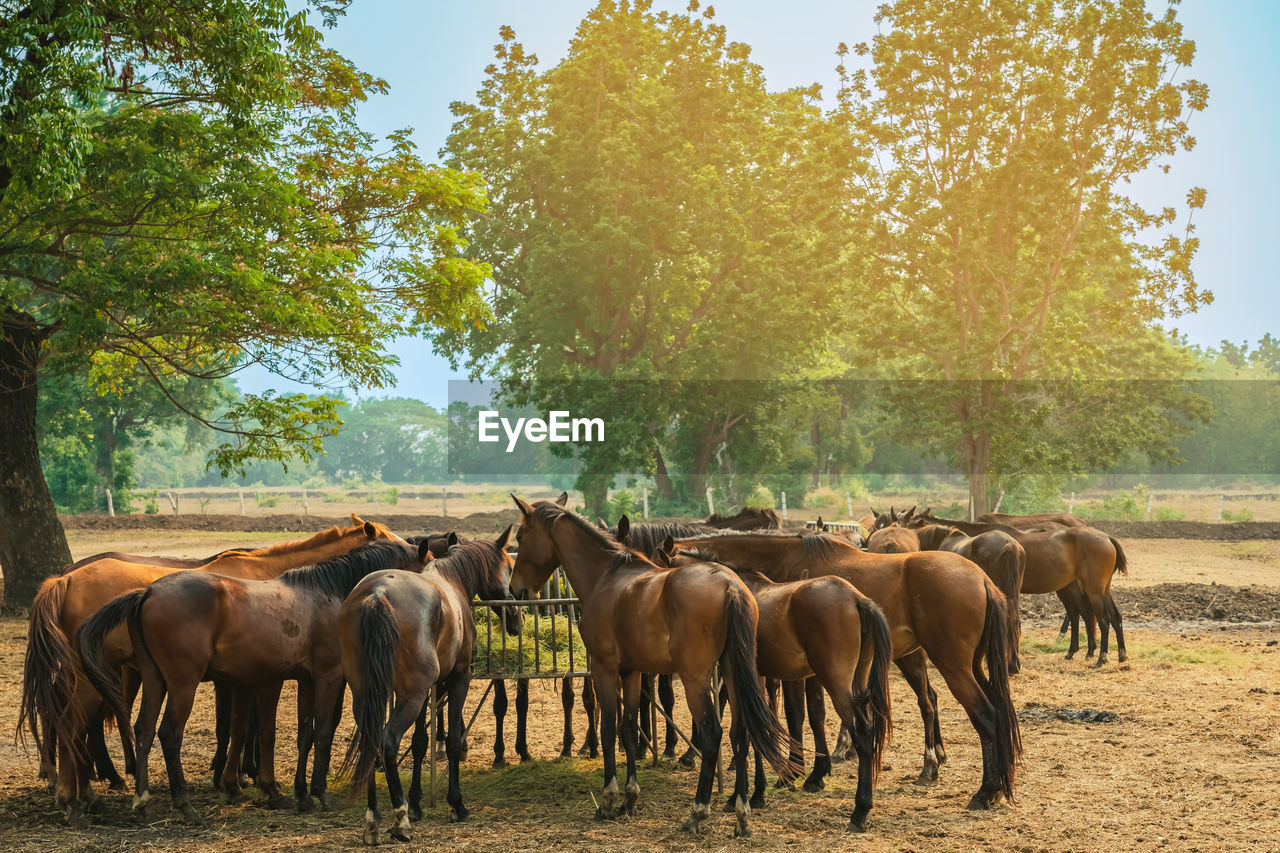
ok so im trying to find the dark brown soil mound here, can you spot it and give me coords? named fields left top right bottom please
left=1021, top=582, right=1280, bottom=623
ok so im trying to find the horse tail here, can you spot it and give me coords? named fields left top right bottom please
left=345, top=592, right=400, bottom=797
left=720, top=584, right=798, bottom=783
left=74, top=590, right=148, bottom=733
left=1109, top=536, right=1129, bottom=575
left=854, top=596, right=893, bottom=777
left=994, top=542, right=1025, bottom=673
left=975, top=582, right=1023, bottom=802
left=19, top=575, right=74, bottom=755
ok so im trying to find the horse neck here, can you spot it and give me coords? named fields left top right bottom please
left=679, top=534, right=808, bottom=580
left=215, top=528, right=367, bottom=579
left=432, top=553, right=495, bottom=602
left=549, top=521, right=624, bottom=604
left=922, top=516, right=989, bottom=537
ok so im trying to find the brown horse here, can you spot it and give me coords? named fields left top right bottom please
left=706, top=506, right=783, bottom=530
left=653, top=539, right=893, bottom=832
left=21, top=516, right=406, bottom=825
left=866, top=525, right=920, bottom=554
left=341, top=530, right=521, bottom=844
left=913, top=524, right=1027, bottom=675
left=76, top=539, right=431, bottom=826
left=978, top=511, right=1087, bottom=528
left=670, top=530, right=1021, bottom=809
left=509, top=495, right=795, bottom=838
left=911, top=513, right=1128, bottom=666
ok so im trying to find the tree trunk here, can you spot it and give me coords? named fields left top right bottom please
left=94, top=418, right=118, bottom=512
left=687, top=419, right=720, bottom=508
left=652, top=446, right=675, bottom=501
left=961, top=382, right=995, bottom=519
left=576, top=472, right=610, bottom=520
left=810, top=416, right=823, bottom=490
left=0, top=311, right=73, bottom=607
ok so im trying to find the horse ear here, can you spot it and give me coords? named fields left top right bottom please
left=662, top=535, right=674, bottom=553
left=890, top=507, right=899, bottom=522
left=446, top=531, right=459, bottom=550
left=904, top=505, right=916, bottom=521
left=417, top=540, right=433, bottom=563
left=555, top=491, right=569, bottom=506
left=494, top=524, right=512, bottom=551
left=351, top=513, right=365, bottom=526
left=870, top=506, right=880, bottom=517
left=617, top=515, right=630, bottom=542
left=363, top=522, right=376, bottom=539
left=511, top=494, right=533, bottom=518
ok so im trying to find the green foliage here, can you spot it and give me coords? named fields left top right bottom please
left=1084, top=488, right=1144, bottom=521
left=743, top=485, right=775, bottom=510
left=1000, top=477, right=1069, bottom=515
left=1153, top=506, right=1185, bottom=522
left=804, top=487, right=842, bottom=510
left=382, top=486, right=400, bottom=506
left=255, top=493, right=282, bottom=508
left=142, top=491, right=160, bottom=515
left=1222, top=508, right=1255, bottom=523
left=607, top=490, right=636, bottom=521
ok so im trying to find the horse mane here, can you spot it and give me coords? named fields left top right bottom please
left=706, top=506, right=782, bottom=529
left=242, top=525, right=348, bottom=557
left=531, top=502, right=645, bottom=570
left=915, top=523, right=960, bottom=550
left=675, top=529, right=847, bottom=562
left=279, top=539, right=419, bottom=599
left=429, top=540, right=504, bottom=596
left=613, top=522, right=716, bottom=557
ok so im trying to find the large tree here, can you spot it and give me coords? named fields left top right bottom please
left=436, top=0, right=851, bottom=514
left=0, top=1, right=490, bottom=605
left=842, top=0, right=1211, bottom=514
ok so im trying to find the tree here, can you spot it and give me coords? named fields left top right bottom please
left=841, top=0, right=1211, bottom=514
left=315, top=397, right=448, bottom=483
left=436, top=0, right=850, bottom=515
left=0, top=2, right=490, bottom=605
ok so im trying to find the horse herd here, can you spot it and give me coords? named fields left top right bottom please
left=16, top=496, right=1130, bottom=842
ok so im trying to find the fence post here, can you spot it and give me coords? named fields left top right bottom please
left=1069, top=492, right=1075, bottom=513
left=1146, top=492, right=1153, bottom=521
left=992, top=490, right=1005, bottom=513
left=442, top=490, right=448, bottom=518
left=167, top=491, right=179, bottom=515
left=105, top=488, right=114, bottom=517
left=705, top=488, right=715, bottom=518
left=1217, top=494, right=1224, bottom=523
left=642, top=487, right=649, bottom=519
left=780, top=491, right=787, bottom=520
left=302, top=488, right=309, bottom=517
left=238, top=490, right=246, bottom=516
left=373, top=492, right=378, bottom=515
left=846, top=493, right=854, bottom=520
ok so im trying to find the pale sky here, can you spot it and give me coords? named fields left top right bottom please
left=240, top=1, right=1280, bottom=408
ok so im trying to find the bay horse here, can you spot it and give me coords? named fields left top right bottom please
left=341, top=530, right=521, bottom=845
left=912, top=524, right=1027, bottom=675
left=910, top=513, right=1128, bottom=666
left=670, top=529, right=1021, bottom=809
left=706, top=506, right=782, bottom=530
left=653, top=539, right=894, bottom=832
left=978, top=511, right=1087, bottom=528
left=21, top=516, right=406, bottom=825
left=509, top=495, right=796, bottom=838
left=75, top=539, right=430, bottom=825
left=866, top=525, right=920, bottom=554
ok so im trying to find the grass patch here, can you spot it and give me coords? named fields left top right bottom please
left=1022, top=633, right=1248, bottom=667
left=1212, top=541, right=1273, bottom=561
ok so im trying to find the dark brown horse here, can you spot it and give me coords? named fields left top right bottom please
left=654, top=540, right=893, bottom=832
left=670, top=530, right=1021, bottom=809
left=23, top=517, right=406, bottom=825
left=913, top=524, right=1027, bottom=674
left=76, top=539, right=430, bottom=825
left=911, top=513, right=1128, bottom=666
left=706, top=506, right=783, bottom=530
left=978, top=511, right=1087, bottom=528
left=510, top=495, right=795, bottom=837
left=341, top=530, right=521, bottom=844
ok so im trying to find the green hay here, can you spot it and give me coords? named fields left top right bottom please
left=471, top=605, right=590, bottom=678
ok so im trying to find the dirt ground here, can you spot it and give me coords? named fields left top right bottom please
left=1, top=533, right=1278, bottom=851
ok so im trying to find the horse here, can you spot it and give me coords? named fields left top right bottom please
left=912, top=524, right=1027, bottom=675
left=866, top=525, right=920, bottom=554
left=978, top=511, right=1087, bottom=528
left=669, top=529, right=1021, bottom=809
left=705, top=506, right=783, bottom=530
left=75, top=539, right=430, bottom=826
left=652, top=538, right=894, bottom=832
left=341, top=529, right=521, bottom=845
left=867, top=506, right=916, bottom=531
left=910, top=513, right=1128, bottom=666
left=21, top=516, right=406, bottom=826
left=509, top=494, right=796, bottom=838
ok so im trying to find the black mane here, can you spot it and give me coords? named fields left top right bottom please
left=674, top=528, right=847, bottom=562
left=279, top=540, right=420, bottom=599
left=430, top=539, right=506, bottom=598
left=612, top=522, right=717, bottom=558
left=530, top=502, right=644, bottom=570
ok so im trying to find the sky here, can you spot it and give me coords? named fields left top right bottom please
left=238, top=0, right=1280, bottom=409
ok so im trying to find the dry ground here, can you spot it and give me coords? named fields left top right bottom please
left=1, top=534, right=1278, bottom=851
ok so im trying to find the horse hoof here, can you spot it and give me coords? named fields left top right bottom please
left=267, top=794, right=295, bottom=810
left=225, top=789, right=246, bottom=805
left=722, top=798, right=736, bottom=813
left=408, top=803, right=422, bottom=822
left=914, top=768, right=939, bottom=786
left=297, top=794, right=315, bottom=813
left=734, top=824, right=753, bottom=838
left=363, top=828, right=380, bottom=846
left=966, top=790, right=1003, bottom=810
left=181, top=807, right=205, bottom=826
left=594, top=807, right=616, bottom=822
left=803, top=778, right=825, bottom=793
left=1064, top=651, right=1076, bottom=660
left=1118, top=650, right=1128, bottom=663
left=66, top=808, right=91, bottom=829
left=108, top=779, right=127, bottom=792
left=492, top=758, right=508, bottom=769
left=750, top=794, right=765, bottom=810
left=847, top=819, right=868, bottom=833
left=389, top=826, right=411, bottom=842
left=518, top=751, right=533, bottom=763
left=1094, top=657, right=1108, bottom=668
left=679, top=818, right=701, bottom=835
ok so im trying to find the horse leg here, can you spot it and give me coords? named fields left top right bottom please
left=560, top=675, right=575, bottom=757
left=253, top=681, right=292, bottom=809
left=129, top=655, right=167, bottom=824
left=87, top=705, right=125, bottom=790
left=219, top=686, right=254, bottom=801
left=659, top=674, right=677, bottom=759
left=620, top=672, right=643, bottom=816
left=241, top=698, right=260, bottom=784
left=445, top=672, right=473, bottom=823
left=155, top=675, right=203, bottom=824
left=896, top=649, right=944, bottom=784
left=592, top=668, right=622, bottom=820
left=55, top=682, right=101, bottom=827
left=307, top=673, right=344, bottom=812
left=1088, top=590, right=1113, bottom=667
left=803, top=677, right=831, bottom=794
left=822, top=675, right=875, bottom=833
left=931, top=661, right=1010, bottom=811
left=637, top=673, right=654, bottom=760
left=678, top=678, right=721, bottom=835
left=515, top=677, right=532, bottom=761
left=781, top=679, right=806, bottom=786
left=1107, top=593, right=1128, bottom=663
left=293, top=682, right=316, bottom=810
left=211, top=680, right=231, bottom=788
left=492, top=678, right=509, bottom=768
left=580, top=675, right=599, bottom=758
left=384, top=691, right=428, bottom=843
left=726, top=685, right=752, bottom=838
left=407, top=700, right=430, bottom=820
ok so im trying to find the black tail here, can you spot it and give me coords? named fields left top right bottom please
left=74, top=590, right=149, bottom=733
left=1109, top=536, right=1128, bottom=575
left=19, top=575, right=74, bottom=758
left=854, top=597, right=893, bottom=777
left=975, top=584, right=1023, bottom=802
left=720, top=585, right=798, bottom=783
left=343, top=593, right=399, bottom=798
